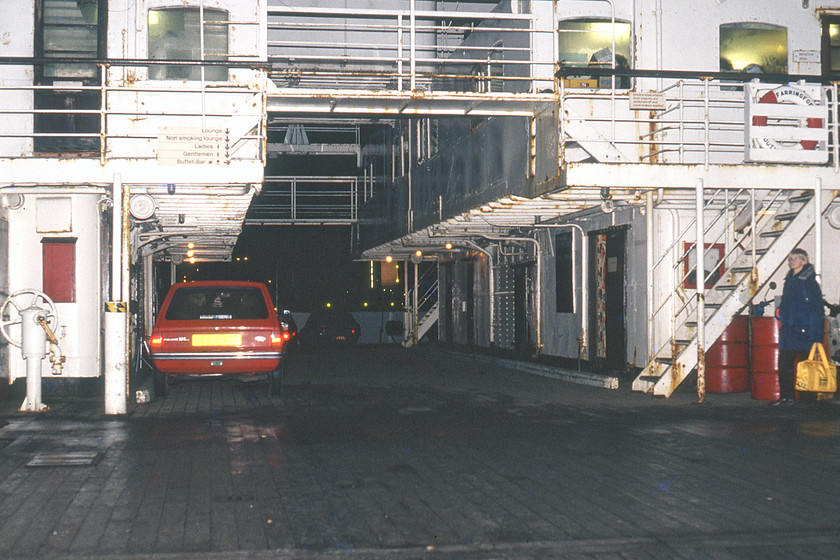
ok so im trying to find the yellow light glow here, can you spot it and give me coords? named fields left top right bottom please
left=445, top=243, right=453, bottom=250
left=390, top=302, right=395, bottom=307
left=385, top=255, right=393, bottom=263
left=187, top=242, right=195, bottom=249
left=363, top=302, right=368, bottom=307
left=187, top=250, right=194, bottom=257
left=415, top=250, right=422, bottom=258
left=244, top=257, right=248, bottom=261
left=189, top=257, right=195, bottom=264
left=326, top=302, right=332, bottom=308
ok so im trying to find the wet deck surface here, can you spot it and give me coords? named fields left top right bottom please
left=1, top=345, right=840, bottom=559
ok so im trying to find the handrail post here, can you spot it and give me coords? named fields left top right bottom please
left=409, top=0, right=416, bottom=91
left=695, top=178, right=706, bottom=404
left=397, top=14, right=404, bottom=91
left=703, top=77, right=710, bottom=170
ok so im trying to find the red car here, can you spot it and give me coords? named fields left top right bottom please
left=147, top=281, right=287, bottom=396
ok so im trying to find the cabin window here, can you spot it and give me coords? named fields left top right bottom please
left=557, top=19, right=631, bottom=88
left=719, top=23, right=787, bottom=74
left=821, top=16, right=840, bottom=79
left=148, top=8, right=229, bottom=81
left=35, top=0, right=105, bottom=153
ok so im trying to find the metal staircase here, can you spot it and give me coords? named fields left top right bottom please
left=633, top=189, right=833, bottom=397
left=416, top=300, right=440, bottom=342
left=404, top=264, right=439, bottom=347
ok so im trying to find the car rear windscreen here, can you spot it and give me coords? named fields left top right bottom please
left=165, top=287, right=269, bottom=321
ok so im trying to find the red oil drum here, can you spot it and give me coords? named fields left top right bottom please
left=750, top=317, right=781, bottom=400
left=706, top=316, right=749, bottom=393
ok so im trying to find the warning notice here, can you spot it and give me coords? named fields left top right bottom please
left=157, top=127, right=230, bottom=166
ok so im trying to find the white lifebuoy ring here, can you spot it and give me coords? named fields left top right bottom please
left=752, top=85, right=822, bottom=150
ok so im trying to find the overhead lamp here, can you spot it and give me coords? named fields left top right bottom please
left=445, top=242, right=453, bottom=250
left=385, top=255, right=393, bottom=263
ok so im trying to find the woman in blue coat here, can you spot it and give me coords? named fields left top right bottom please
left=772, top=248, right=824, bottom=406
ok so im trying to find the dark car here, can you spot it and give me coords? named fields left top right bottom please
left=147, top=281, right=288, bottom=396
left=299, top=310, right=361, bottom=347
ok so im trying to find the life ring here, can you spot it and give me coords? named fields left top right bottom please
left=752, top=85, right=823, bottom=150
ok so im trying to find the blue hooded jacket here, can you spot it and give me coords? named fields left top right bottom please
left=778, top=263, right=824, bottom=352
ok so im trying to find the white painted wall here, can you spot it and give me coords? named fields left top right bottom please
left=6, top=193, right=104, bottom=380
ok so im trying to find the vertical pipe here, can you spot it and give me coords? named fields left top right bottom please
left=695, top=178, right=706, bottom=404
left=199, top=0, right=206, bottom=128
left=111, top=176, right=122, bottom=302
left=409, top=0, right=416, bottom=91
left=143, top=251, right=154, bottom=335
left=580, top=227, right=588, bottom=361
left=815, top=177, right=822, bottom=283
left=397, top=14, right=404, bottom=91
left=646, top=190, right=654, bottom=361
left=403, top=260, right=410, bottom=344
left=750, top=189, right=756, bottom=270
left=413, top=259, right=419, bottom=345
left=703, top=78, right=710, bottom=170
left=407, top=125, right=413, bottom=231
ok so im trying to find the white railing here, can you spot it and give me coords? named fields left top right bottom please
left=267, top=5, right=556, bottom=94
left=0, top=60, right=267, bottom=164
left=558, top=70, right=839, bottom=168
left=248, top=176, right=359, bottom=224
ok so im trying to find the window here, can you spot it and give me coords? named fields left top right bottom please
left=821, top=16, right=840, bottom=79
left=35, top=0, right=104, bottom=153
left=720, top=23, right=787, bottom=74
left=148, top=8, right=229, bottom=81
left=557, top=19, right=631, bottom=88
left=555, top=232, right=574, bottom=313
left=165, top=286, right=268, bottom=321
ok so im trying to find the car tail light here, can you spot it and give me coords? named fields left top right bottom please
left=150, top=335, right=163, bottom=347
left=270, top=333, right=284, bottom=347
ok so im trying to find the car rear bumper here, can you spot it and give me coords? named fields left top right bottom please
left=150, top=351, right=283, bottom=374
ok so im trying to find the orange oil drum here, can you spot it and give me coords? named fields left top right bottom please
left=750, top=317, right=781, bottom=401
left=706, top=316, right=749, bottom=393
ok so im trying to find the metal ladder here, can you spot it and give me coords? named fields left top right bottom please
left=633, top=189, right=831, bottom=397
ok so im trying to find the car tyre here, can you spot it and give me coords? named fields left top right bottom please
left=269, top=360, right=285, bottom=397
left=153, top=368, right=169, bottom=397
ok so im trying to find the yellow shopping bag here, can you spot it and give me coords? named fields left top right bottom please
left=795, top=343, right=837, bottom=393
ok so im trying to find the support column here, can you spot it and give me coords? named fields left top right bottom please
left=104, top=173, right=128, bottom=415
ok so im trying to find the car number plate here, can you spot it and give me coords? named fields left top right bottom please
left=336, top=335, right=346, bottom=340
left=192, top=333, right=242, bottom=347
